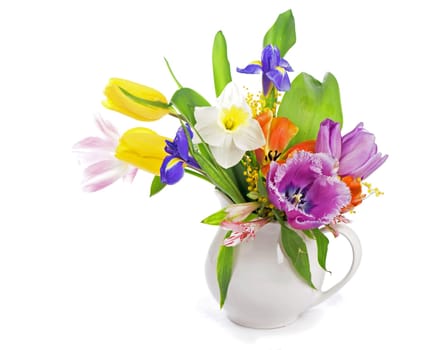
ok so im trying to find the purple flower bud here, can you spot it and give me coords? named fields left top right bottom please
left=339, top=123, right=388, bottom=179
left=316, top=119, right=388, bottom=180
left=315, top=119, right=342, bottom=159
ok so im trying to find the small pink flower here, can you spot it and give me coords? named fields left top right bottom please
left=224, top=202, right=260, bottom=222
left=73, top=115, right=137, bottom=192
left=222, top=218, right=269, bottom=247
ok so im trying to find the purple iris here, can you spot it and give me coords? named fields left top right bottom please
left=316, top=119, right=388, bottom=179
left=160, top=124, right=199, bottom=185
left=267, top=151, right=351, bottom=230
left=237, top=44, right=293, bottom=95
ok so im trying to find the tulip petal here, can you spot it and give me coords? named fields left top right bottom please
left=94, top=114, right=119, bottom=141
left=315, top=119, right=342, bottom=159
left=73, top=116, right=139, bottom=192
left=103, top=78, right=169, bottom=121
left=267, top=151, right=351, bottom=230
left=267, top=117, right=299, bottom=153
left=115, top=127, right=169, bottom=175
left=72, top=137, right=115, bottom=152
left=123, top=167, right=138, bottom=184
left=349, top=153, right=388, bottom=180
left=82, top=159, right=128, bottom=192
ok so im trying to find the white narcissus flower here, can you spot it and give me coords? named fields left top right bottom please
left=193, top=82, right=265, bottom=168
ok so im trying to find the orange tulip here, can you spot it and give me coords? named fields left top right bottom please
left=254, top=110, right=299, bottom=174
left=341, top=176, right=365, bottom=213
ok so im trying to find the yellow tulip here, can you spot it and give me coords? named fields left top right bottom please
left=115, top=127, right=170, bottom=175
left=103, top=78, right=169, bottom=121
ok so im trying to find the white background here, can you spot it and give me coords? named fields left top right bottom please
left=1, top=0, right=438, bottom=349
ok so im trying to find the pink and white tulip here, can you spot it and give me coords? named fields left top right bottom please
left=73, top=115, right=137, bottom=192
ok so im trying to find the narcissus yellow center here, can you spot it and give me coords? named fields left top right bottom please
left=220, top=106, right=248, bottom=132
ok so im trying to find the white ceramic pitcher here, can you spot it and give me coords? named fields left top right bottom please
left=205, top=222, right=362, bottom=329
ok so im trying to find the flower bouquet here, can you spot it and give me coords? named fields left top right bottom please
left=74, top=9, right=387, bottom=327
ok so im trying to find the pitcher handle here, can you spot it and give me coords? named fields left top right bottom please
left=313, top=224, right=362, bottom=306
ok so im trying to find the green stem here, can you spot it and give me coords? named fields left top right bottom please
left=184, top=168, right=211, bottom=183
left=181, top=121, right=245, bottom=203
left=164, top=57, right=183, bottom=89
left=264, top=86, right=278, bottom=110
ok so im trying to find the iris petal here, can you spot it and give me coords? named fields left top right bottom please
left=266, top=69, right=290, bottom=91
left=237, top=63, right=263, bottom=74
left=237, top=45, right=292, bottom=95
left=261, top=45, right=281, bottom=71
left=279, top=58, right=293, bottom=71
left=160, top=156, right=185, bottom=185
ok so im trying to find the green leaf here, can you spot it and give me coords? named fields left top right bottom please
left=217, top=231, right=234, bottom=308
left=149, top=176, right=166, bottom=197
left=179, top=122, right=245, bottom=204
left=312, top=228, right=330, bottom=272
left=281, top=224, right=315, bottom=288
left=170, top=88, right=210, bottom=125
left=257, top=170, right=267, bottom=198
left=302, top=230, right=315, bottom=239
left=192, top=152, right=245, bottom=204
left=278, top=72, right=343, bottom=144
left=212, top=31, right=232, bottom=97
left=263, top=9, right=296, bottom=57
left=226, top=161, right=248, bottom=198
left=119, top=87, right=170, bottom=109
left=201, top=209, right=227, bottom=225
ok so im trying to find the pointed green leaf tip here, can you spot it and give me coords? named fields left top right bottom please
left=201, top=208, right=227, bottom=225
left=312, top=228, right=330, bottom=271
left=212, top=31, right=232, bottom=97
left=217, top=231, right=234, bottom=308
left=281, top=224, right=315, bottom=289
left=278, top=72, right=343, bottom=144
left=263, top=9, right=296, bottom=57
left=150, top=176, right=166, bottom=197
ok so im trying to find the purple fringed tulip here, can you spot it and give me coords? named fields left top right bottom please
left=237, top=45, right=293, bottom=95
left=160, top=124, right=200, bottom=185
left=266, top=151, right=351, bottom=230
left=316, top=119, right=388, bottom=179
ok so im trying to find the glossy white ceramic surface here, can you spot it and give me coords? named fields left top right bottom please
left=205, top=223, right=361, bottom=328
